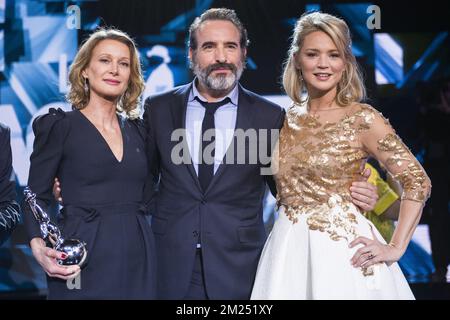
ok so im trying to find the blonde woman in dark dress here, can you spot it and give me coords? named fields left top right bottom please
left=24, top=29, right=156, bottom=299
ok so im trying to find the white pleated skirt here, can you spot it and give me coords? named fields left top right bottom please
left=251, top=198, right=415, bottom=300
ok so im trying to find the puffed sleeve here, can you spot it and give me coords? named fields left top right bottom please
left=360, top=105, right=431, bottom=204
left=23, top=108, right=69, bottom=242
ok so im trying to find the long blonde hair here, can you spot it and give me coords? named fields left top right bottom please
left=67, top=28, right=144, bottom=119
left=282, top=12, right=366, bottom=106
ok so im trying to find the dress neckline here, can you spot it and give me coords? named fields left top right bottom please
left=301, top=104, right=360, bottom=127
left=76, top=109, right=125, bottom=164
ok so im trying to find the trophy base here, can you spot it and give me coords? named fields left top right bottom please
left=56, top=239, right=88, bottom=267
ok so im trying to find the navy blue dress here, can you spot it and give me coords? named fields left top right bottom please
left=23, top=108, right=156, bottom=299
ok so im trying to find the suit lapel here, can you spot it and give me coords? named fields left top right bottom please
left=170, top=82, right=202, bottom=192
left=204, top=84, right=255, bottom=195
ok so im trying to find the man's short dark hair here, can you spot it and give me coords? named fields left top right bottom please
left=188, top=8, right=250, bottom=50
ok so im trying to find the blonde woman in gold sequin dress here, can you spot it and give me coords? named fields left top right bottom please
left=251, top=12, right=431, bottom=300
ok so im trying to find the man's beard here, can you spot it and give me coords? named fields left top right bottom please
left=192, top=59, right=244, bottom=92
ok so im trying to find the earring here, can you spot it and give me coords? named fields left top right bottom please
left=299, top=70, right=303, bottom=81
left=84, top=77, right=89, bottom=93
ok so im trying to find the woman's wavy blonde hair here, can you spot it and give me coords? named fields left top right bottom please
left=282, top=12, right=366, bottom=106
left=67, top=28, right=144, bottom=119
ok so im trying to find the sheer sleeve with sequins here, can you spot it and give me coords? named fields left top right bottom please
left=360, top=106, right=431, bottom=204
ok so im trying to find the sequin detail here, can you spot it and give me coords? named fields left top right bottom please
left=275, top=103, right=431, bottom=233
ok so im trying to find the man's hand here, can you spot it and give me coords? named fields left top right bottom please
left=350, top=167, right=378, bottom=212
left=53, top=178, right=62, bottom=204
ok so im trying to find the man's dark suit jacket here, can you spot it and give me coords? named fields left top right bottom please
left=143, top=82, right=285, bottom=299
